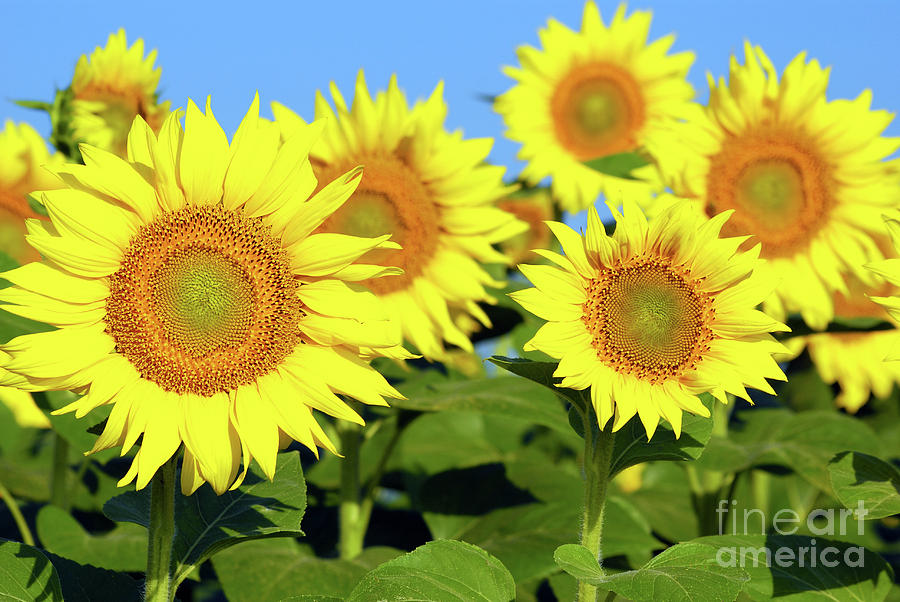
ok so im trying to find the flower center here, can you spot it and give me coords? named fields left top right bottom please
left=105, top=204, right=303, bottom=396
left=313, top=154, right=440, bottom=294
left=582, top=260, right=714, bottom=382
left=705, top=132, right=834, bottom=256
left=551, top=62, right=646, bottom=161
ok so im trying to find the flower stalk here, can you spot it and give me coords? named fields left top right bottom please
left=145, top=456, right=177, bottom=602
left=578, top=405, right=615, bottom=602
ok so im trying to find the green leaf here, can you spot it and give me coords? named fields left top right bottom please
left=26, top=193, right=49, bottom=218
left=608, top=393, right=715, bottom=475
left=104, top=450, right=307, bottom=586
left=553, top=543, right=605, bottom=581
left=13, top=99, right=53, bottom=111
left=0, top=539, right=64, bottom=601
left=36, top=505, right=147, bottom=572
left=397, top=411, right=532, bottom=475
left=489, top=357, right=714, bottom=476
left=582, top=151, right=651, bottom=180
left=695, top=534, right=895, bottom=601
left=212, top=539, right=401, bottom=601
left=44, top=551, right=142, bottom=602
left=389, top=375, right=570, bottom=434
left=829, top=452, right=900, bottom=520
left=347, top=539, right=516, bottom=602
left=555, top=541, right=749, bottom=602
left=696, top=409, right=882, bottom=491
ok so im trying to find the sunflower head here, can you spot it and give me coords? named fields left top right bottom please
left=273, top=71, right=526, bottom=360
left=511, top=201, right=787, bottom=438
left=497, top=188, right=556, bottom=265
left=0, top=96, right=407, bottom=495
left=65, top=29, right=171, bottom=156
left=649, top=42, right=900, bottom=330
left=0, top=121, right=65, bottom=263
left=495, top=1, right=695, bottom=212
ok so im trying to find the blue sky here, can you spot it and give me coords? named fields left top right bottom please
left=2, top=0, right=898, bottom=228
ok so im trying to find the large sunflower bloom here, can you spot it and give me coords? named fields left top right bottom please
left=649, top=43, right=900, bottom=330
left=512, top=202, right=786, bottom=437
left=68, top=30, right=171, bottom=156
left=273, top=72, right=525, bottom=360
left=495, top=2, right=694, bottom=213
left=0, top=121, right=65, bottom=264
left=0, top=97, right=405, bottom=494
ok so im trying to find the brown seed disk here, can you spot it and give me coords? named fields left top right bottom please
left=582, top=257, right=715, bottom=383
left=105, top=204, right=303, bottom=396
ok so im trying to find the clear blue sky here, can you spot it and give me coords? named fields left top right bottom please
left=2, top=0, right=899, bottom=229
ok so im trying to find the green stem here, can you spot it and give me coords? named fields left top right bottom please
left=578, top=407, right=616, bottom=602
left=0, top=478, right=34, bottom=546
left=338, top=419, right=363, bottom=560
left=144, top=457, right=176, bottom=602
left=358, top=421, right=405, bottom=533
left=50, top=434, right=70, bottom=509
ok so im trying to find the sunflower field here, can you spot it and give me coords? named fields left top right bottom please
left=1, top=2, right=899, bottom=601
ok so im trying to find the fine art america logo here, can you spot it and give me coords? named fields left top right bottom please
left=715, top=499, right=869, bottom=568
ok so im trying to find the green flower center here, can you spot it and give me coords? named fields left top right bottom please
left=151, top=249, right=254, bottom=356
left=583, top=262, right=713, bottom=382
left=735, top=160, right=804, bottom=220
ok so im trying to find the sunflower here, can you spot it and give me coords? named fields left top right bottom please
left=0, top=121, right=65, bottom=264
left=649, top=43, right=900, bottom=330
left=511, top=201, right=786, bottom=437
left=0, top=97, right=405, bottom=495
left=497, top=188, right=556, bottom=265
left=495, top=1, right=694, bottom=213
left=67, top=29, right=170, bottom=156
left=273, top=71, right=525, bottom=360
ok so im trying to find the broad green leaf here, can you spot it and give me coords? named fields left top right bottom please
left=425, top=496, right=659, bottom=583
left=212, top=538, right=401, bottom=601
left=582, top=151, right=651, bottom=180
left=0, top=539, right=63, bottom=601
left=397, top=411, right=531, bottom=475
left=608, top=393, right=715, bottom=475
left=104, top=450, right=307, bottom=586
left=389, top=376, right=570, bottom=434
left=696, top=534, right=895, bottom=601
left=36, top=505, right=146, bottom=572
left=347, top=539, right=516, bottom=602
left=490, top=357, right=714, bottom=476
left=555, top=541, right=749, bottom=602
left=829, top=452, right=900, bottom=520
left=628, top=463, right=699, bottom=543
left=44, top=551, right=142, bottom=602
left=696, top=409, right=882, bottom=491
